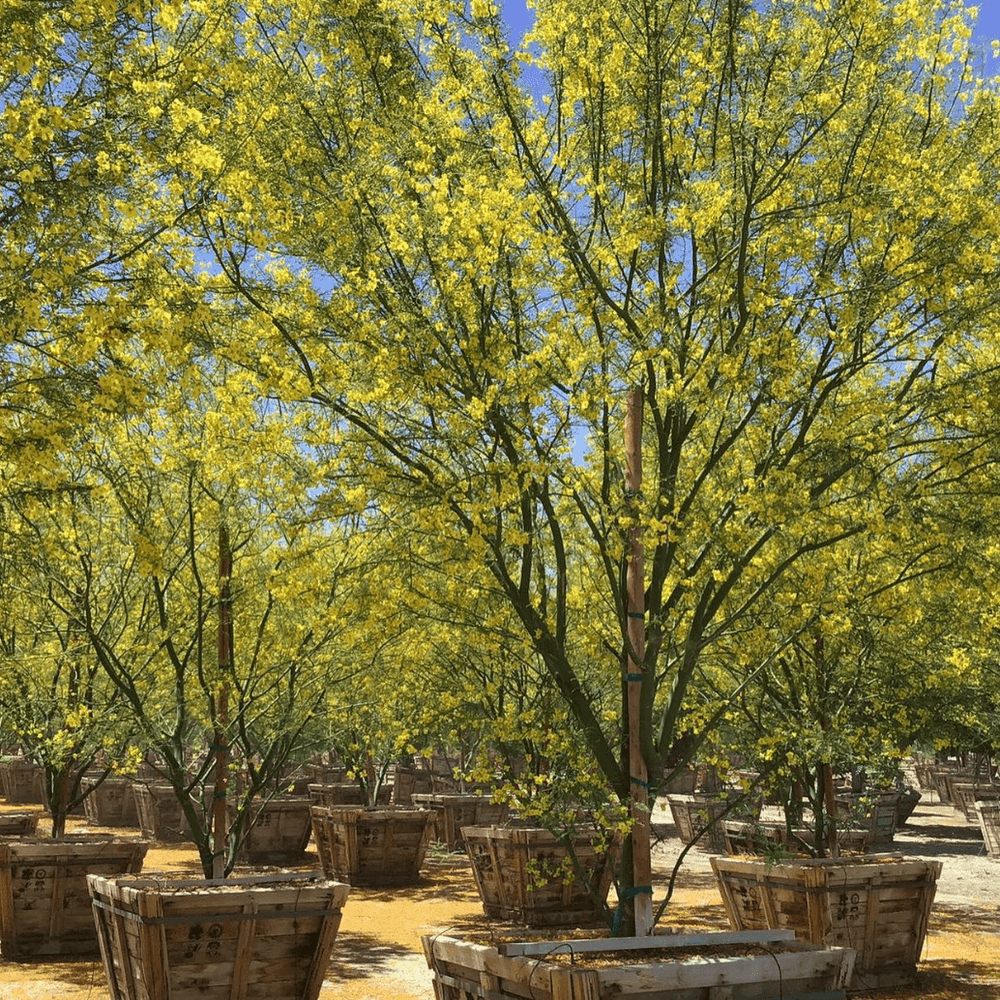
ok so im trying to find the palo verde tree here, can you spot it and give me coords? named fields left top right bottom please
left=121, top=0, right=1000, bottom=931
left=7, top=358, right=370, bottom=876
left=0, top=499, right=142, bottom=836
left=13, top=0, right=1000, bottom=928
left=0, top=1, right=223, bottom=482
left=705, top=513, right=965, bottom=855
left=373, top=518, right=624, bottom=823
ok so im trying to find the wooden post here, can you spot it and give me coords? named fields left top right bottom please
left=213, top=522, right=233, bottom=880
left=363, top=752, right=378, bottom=807
left=822, top=759, right=839, bottom=859
left=625, top=388, right=653, bottom=936
left=816, top=637, right=839, bottom=860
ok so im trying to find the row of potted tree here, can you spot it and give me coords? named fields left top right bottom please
left=0, top=744, right=951, bottom=992
left=5, top=5, right=1000, bottom=999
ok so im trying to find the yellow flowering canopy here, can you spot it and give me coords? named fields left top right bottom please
left=6, top=0, right=1000, bottom=888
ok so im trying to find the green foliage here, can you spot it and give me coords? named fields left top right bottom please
left=5, top=0, right=1000, bottom=907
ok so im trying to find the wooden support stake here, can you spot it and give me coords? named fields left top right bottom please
left=625, top=388, right=653, bottom=936
left=213, top=521, right=234, bottom=880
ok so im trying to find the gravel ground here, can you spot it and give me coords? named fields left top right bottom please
left=894, top=799, right=1000, bottom=909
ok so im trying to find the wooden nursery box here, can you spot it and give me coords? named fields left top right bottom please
left=950, top=782, right=1000, bottom=821
left=238, top=797, right=313, bottom=863
left=89, top=872, right=350, bottom=1000
left=0, top=813, right=39, bottom=837
left=896, top=787, right=921, bottom=826
left=912, top=761, right=935, bottom=793
left=83, top=777, right=141, bottom=827
left=0, top=837, right=149, bottom=957
left=411, top=794, right=509, bottom=851
left=0, top=759, right=43, bottom=804
left=309, top=765, right=348, bottom=783
left=423, top=930, right=855, bottom=1000
left=392, top=764, right=435, bottom=804
left=711, top=854, right=941, bottom=988
left=660, top=764, right=698, bottom=794
left=308, top=783, right=392, bottom=807
left=942, top=770, right=993, bottom=809
left=974, top=800, right=1000, bottom=858
left=308, top=783, right=366, bottom=807
left=310, top=805, right=434, bottom=885
left=834, top=791, right=900, bottom=848
left=132, top=784, right=199, bottom=843
left=666, top=793, right=759, bottom=854
left=462, top=825, right=619, bottom=927
left=929, top=767, right=970, bottom=804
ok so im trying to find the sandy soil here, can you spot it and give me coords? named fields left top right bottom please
left=0, top=793, right=995, bottom=1000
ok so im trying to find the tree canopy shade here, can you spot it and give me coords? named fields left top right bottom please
left=7, top=0, right=1000, bottom=928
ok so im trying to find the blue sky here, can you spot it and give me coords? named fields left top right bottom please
left=974, top=4, right=1000, bottom=45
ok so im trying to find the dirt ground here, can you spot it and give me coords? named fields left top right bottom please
left=0, top=793, right=996, bottom=1000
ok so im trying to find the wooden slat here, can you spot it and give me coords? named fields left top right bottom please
left=426, top=934, right=854, bottom=1000
left=302, top=903, right=346, bottom=999
left=0, top=844, right=15, bottom=957
left=48, top=861, right=67, bottom=943
left=596, top=947, right=850, bottom=991
left=501, top=929, right=796, bottom=956
left=803, top=866, right=827, bottom=946
left=89, top=888, right=116, bottom=999
left=138, top=884, right=169, bottom=1000
left=113, top=882, right=140, bottom=1000
left=228, top=897, right=257, bottom=1000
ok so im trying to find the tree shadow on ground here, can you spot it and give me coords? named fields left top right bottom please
left=650, top=819, right=677, bottom=845
left=895, top=823, right=989, bottom=857
left=427, top=912, right=503, bottom=937
left=653, top=870, right=722, bottom=893
left=152, top=856, right=204, bottom=873
left=0, top=956, right=108, bottom=991
left=931, top=902, right=1000, bottom=934
left=352, top=857, right=483, bottom=904
left=849, top=968, right=1000, bottom=1000
left=325, top=931, right=424, bottom=982
left=654, top=904, right=730, bottom=932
